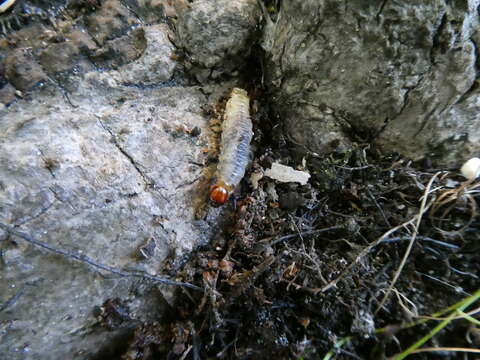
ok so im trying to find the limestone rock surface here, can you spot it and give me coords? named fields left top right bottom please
left=0, top=1, right=236, bottom=358
left=176, top=0, right=261, bottom=81
left=263, top=0, right=480, bottom=166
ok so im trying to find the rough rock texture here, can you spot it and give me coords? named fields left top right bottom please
left=263, top=0, right=480, bottom=166
left=0, top=1, right=245, bottom=358
left=0, top=67, right=214, bottom=360
left=4, top=49, right=48, bottom=92
left=89, top=27, right=148, bottom=69
left=176, top=0, right=261, bottom=81
left=84, top=0, right=134, bottom=45
left=106, top=24, right=177, bottom=85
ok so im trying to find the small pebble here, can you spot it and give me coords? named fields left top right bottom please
left=460, top=157, right=480, bottom=180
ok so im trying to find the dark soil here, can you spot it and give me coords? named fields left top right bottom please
left=114, top=102, right=480, bottom=360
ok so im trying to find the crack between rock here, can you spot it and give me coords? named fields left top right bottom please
left=454, top=81, right=479, bottom=106
left=13, top=200, right=57, bottom=228
left=34, top=54, right=78, bottom=109
left=97, top=118, right=154, bottom=189
left=379, top=5, right=450, bottom=140
left=413, top=10, right=476, bottom=138
left=0, top=222, right=202, bottom=291
left=399, top=75, right=424, bottom=115
left=375, top=0, right=389, bottom=23
left=452, top=38, right=479, bottom=107
left=175, top=175, right=202, bottom=190
left=48, top=187, right=79, bottom=214
left=414, top=108, right=436, bottom=138
left=429, top=12, right=448, bottom=67
left=375, top=73, right=425, bottom=139
left=118, top=0, right=143, bottom=23
left=49, top=187, right=152, bottom=219
left=279, top=40, right=287, bottom=74
left=120, top=78, right=178, bottom=89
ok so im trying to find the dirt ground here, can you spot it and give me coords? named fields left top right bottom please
left=94, top=87, right=480, bottom=359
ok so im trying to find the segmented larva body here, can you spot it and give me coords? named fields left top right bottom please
left=210, top=88, right=253, bottom=205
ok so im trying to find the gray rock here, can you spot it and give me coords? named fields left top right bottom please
left=0, top=18, right=224, bottom=359
left=106, top=24, right=177, bottom=85
left=4, top=49, right=48, bottom=91
left=89, top=27, right=148, bottom=69
left=84, top=0, right=135, bottom=45
left=0, top=83, right=17, bottom=105
left=0, top=81, right=217, bottom=359
left=39, top=41, right=82, bottom=75
left=176, top=0, right=261, bottom=81
left=263, top=0, right=480, bottom=166
left=122, top=0, right=168, bottom=24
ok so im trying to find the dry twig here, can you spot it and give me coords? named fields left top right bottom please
left=374, top=172, right=441, bottom=314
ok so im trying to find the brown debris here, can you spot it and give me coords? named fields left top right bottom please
left=119, top=144, right=479, bottom=359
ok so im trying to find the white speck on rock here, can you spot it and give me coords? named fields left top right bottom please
left=264, top=163, right=310, bottom=185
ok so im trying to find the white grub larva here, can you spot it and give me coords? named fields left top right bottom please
left=210, top=88, right=253, bottom=205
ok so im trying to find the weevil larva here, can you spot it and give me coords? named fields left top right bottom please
left=210, top=88, right=253, bottom=205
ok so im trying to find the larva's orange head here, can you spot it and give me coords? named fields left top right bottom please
left=210, top=185, right=229, bottom=205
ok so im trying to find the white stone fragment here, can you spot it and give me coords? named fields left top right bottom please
left=264, top=162, right=310, bottom=185
left=460, top=157, right=480, bottom=180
